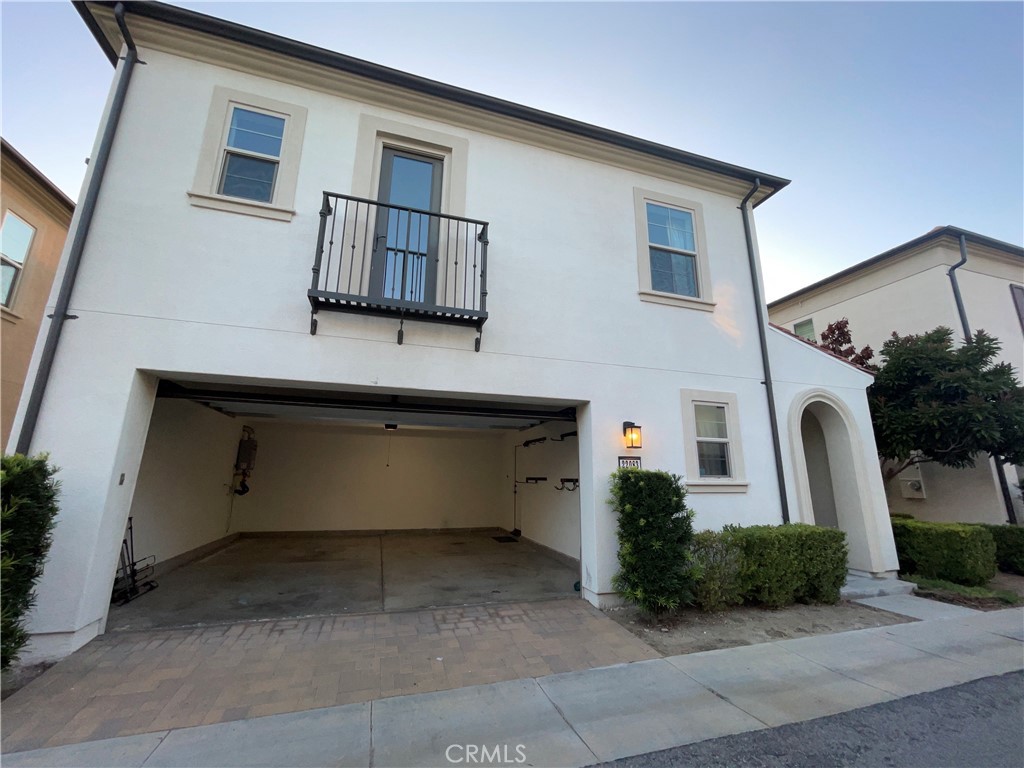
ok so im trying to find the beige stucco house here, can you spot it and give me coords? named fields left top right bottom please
left=1, top=140, right=74, bottom=448
left=769, top=226, right=1024, bottom=526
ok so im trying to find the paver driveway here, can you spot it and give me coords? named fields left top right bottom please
left=1, top=598, right=658, bottom=753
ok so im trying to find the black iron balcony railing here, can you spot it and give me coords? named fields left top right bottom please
left=308, top=192, right=489, bottom=350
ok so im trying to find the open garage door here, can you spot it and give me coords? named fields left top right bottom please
left=106, top=379, right=583, bottom=631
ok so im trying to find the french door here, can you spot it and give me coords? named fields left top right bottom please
left=370, top=147, right=442, bottom=303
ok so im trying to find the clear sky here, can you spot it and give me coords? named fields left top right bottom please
left=2, top=1, right=1021, bottom=300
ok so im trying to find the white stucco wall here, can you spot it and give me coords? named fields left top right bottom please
left=507, top=423, right=582, bottom=561
left=128, top=399, right=239, bottom=564
left=231, top=423, right=507, bottom=532
left=10, top=37, right=887, bottom=659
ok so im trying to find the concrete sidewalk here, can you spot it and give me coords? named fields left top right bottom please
left=4, top=606, right=1022, bottom=768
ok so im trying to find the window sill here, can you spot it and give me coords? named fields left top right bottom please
left=686, top=480, right=749, bottom=494
left=1, top=305, right=22, bottom=322
left=187, top=191, right=295, bottom=222
left=638, top=290, right=715, bottom=312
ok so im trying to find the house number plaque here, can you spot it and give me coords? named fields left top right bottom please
left=618, top=456, right=642, bottom=469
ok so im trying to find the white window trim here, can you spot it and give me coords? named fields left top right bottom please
left=189, top=87, right=308, bottom=222
left=1, top=209, right=36, bottom=311
left=350, top=114, right=469, bottom=216
left=680, top=389, right=748, bottom=493
left=634, top=187, right=714, bottom=311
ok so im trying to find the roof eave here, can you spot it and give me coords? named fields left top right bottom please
left=76, top=1, right=790, bottom=201
left=768, top=226, right=1024, bottom=309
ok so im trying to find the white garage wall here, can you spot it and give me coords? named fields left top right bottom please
left=232, top=422, right=507, bottom=531
left=508, top=423, right=581, bottom=561
left=128, top=399, right=240, bottom=564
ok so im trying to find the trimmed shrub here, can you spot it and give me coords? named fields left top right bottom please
left=690, top=530, right=743, bottom=612
left=972, top=524, right=1024, bottom=576
left=728, top=524, right=848, bottom=608
left=610, top=469, right=696, bottom=615
left=890, top=518, right=996, bottom=586
left=1, top=454, right=60, bottom=670
left=889, top=513, right=915, bottom=520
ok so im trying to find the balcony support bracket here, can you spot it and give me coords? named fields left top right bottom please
left=310, top=306, right=318, bottom=335
left=397, top=315, right=405, bottom=345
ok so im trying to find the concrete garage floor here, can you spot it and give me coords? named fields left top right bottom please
left=106, top=531, right=579, bottom=631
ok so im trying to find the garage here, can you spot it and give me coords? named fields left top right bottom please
left=106, top=380, right=583, bottom=631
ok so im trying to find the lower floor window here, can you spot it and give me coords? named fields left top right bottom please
left=680, top=389, right=747, bottom=492
left=694, top=403, right=731, bottom=477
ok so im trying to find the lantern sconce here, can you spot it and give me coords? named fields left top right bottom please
left=623, top=421, right=642, bottom=449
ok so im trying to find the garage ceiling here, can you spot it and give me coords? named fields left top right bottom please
left=156, top=380, right=577, bottom=431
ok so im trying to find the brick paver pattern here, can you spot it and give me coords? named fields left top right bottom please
left=1, top=599, right=658, bottom=753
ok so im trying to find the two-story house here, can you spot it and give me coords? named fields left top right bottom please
left=9, top=1, right=899, bottom=662
left=770, top=226, right=1024, bottom=526
left=1, top=139, right=74, bottom=447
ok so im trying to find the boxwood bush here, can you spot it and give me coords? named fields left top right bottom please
left=690, top=529, right=743, bottom=612
left=727, top=524, right=848, bottom=608
left=1, top=454, right=60, bottom=669
left=610, top=469, right=696, bottom=616
left=971, top=524, right=1024, bottom=576
left=890, top=518, right=996, bottom=586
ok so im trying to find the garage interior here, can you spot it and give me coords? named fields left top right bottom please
left=107, top=380, right=583, bottom=632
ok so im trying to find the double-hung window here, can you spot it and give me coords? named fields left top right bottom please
left=1, top=211, right=36, bottom=308
left=190, top=87, right=307, bottom=221
left=680, top=389, right=747, bottom=493
left=219, top=107, right=286, bottom=203
left=646, top=202, right=698, bottom=297
left=694, top=403, right=731, bottom=478
left=633, top=188, right=713, bottom=310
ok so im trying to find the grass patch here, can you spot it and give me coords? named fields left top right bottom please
left=903, top=574, right=1021, bottom=606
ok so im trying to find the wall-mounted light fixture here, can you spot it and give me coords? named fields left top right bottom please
left=623, top=422, right=642, bottom=449
left=384, top=423, right=398, bottom=431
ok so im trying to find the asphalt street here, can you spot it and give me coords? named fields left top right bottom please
left=603, top=671, right=1024, bottom=768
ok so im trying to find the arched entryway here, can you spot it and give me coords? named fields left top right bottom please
left=790, top=393, right=880, bottom=575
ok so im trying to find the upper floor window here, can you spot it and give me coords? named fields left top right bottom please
left=219, top=107, right=286, bottom=203
left=633, top=188, right=713, bottom=311
left=189, top=87, right=308, bottom=222
left=794, top=318, right=815, bottom=341
left=1, top=211, right=36, bottom=308
left=1011, top=284, right=1024, bottom=333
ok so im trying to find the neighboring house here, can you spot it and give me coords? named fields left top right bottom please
left=1, top=140, right=74, bottom=448
left=9, top=1, right=899, bottom=662
left=769, top=226, right=1024, bottom=526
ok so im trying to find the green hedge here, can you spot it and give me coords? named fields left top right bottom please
left=690, top=530, right=743, bottom=612
left=610, top=469, right=696, bottom=615
left=689, top=525, right=847, bottom=610
left=972, top=524, right=1024, bottom=576
left=727, top=524, right=848, bottom=608
left=891, top=518, right=996, bottom=586
left=1, top=454, right=60, bottom=669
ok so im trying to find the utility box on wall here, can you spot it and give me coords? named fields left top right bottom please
left=898, top=462, right=926, bottom=499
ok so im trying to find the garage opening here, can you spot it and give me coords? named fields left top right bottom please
left=106, top=380, right=583, bottom=631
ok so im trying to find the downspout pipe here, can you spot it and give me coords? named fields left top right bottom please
left=949, top=235, right=1017, bottom=524
left=740, top=179, right=790, bottom=523
left=948, top=235, right=972, bottom=340
left=15, top=3, right=138, bottom=454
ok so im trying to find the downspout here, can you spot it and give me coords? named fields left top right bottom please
left=740, top=179, right=790, bottom=523
left=948, top=235, right=972, bottom=340
left=15, top=3, right=138, bottom=454
left=949, top=235, right=1018, bottom=524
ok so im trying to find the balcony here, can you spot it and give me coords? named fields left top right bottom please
left=308, top=192, right=489, bottom=349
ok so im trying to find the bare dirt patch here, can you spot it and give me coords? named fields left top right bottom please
left=605, top=602, right=912, bottom=656
left=990, top=572, right=1024, bottom=599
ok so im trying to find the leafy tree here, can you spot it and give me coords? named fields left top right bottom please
left=868, top=328, right=1024, bottom=483
left=818, top=318, right=876, bottom=369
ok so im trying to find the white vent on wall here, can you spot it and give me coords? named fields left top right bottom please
left=898, top=461, right=926, bottom=499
